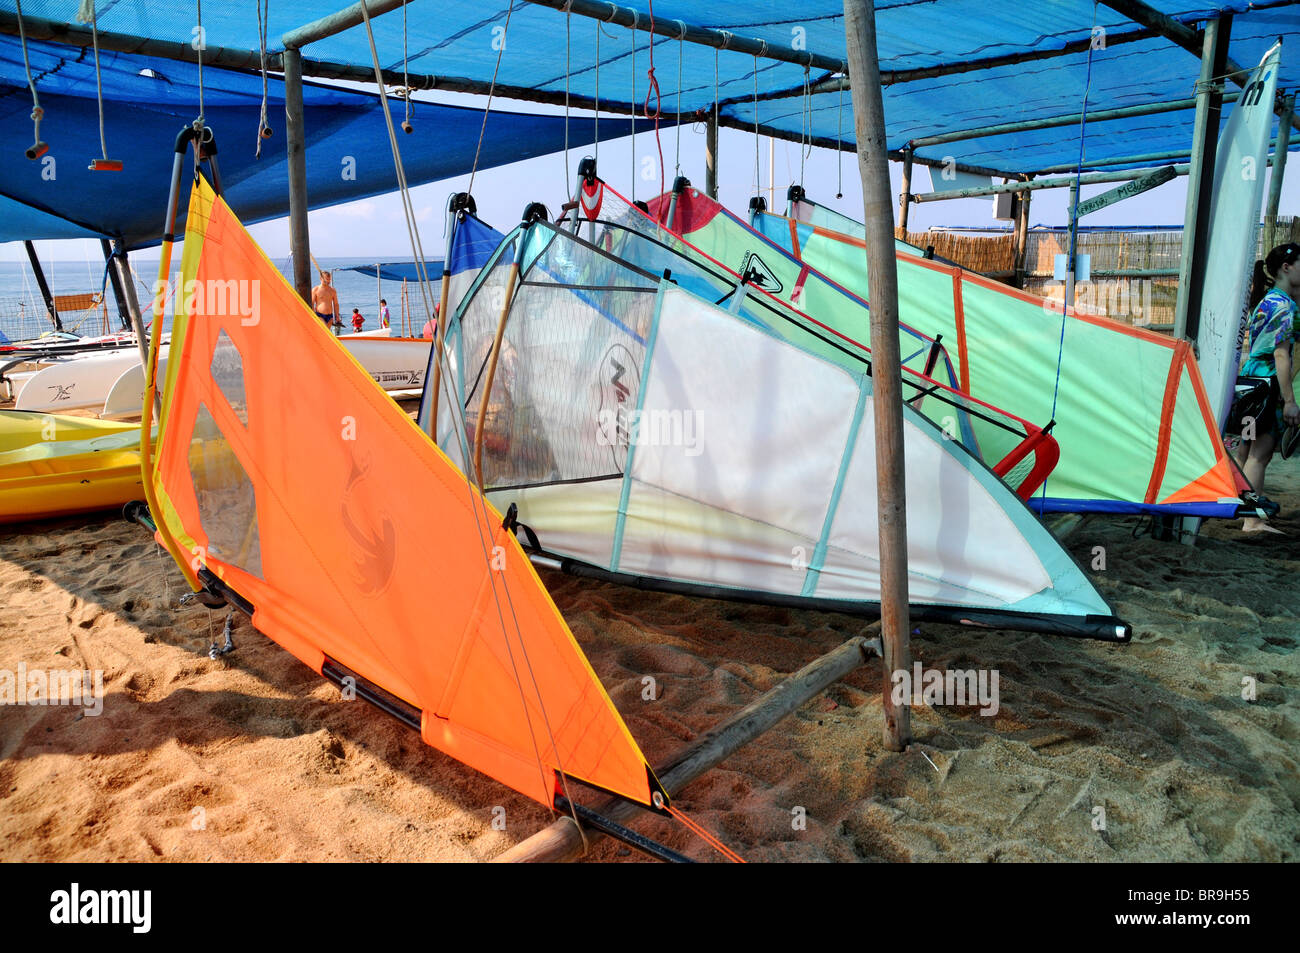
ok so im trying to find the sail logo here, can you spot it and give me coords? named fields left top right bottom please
left=1239, top=69, right=1271, bottom=108
left=739, top=253, right=783, bottom=294
left=890, top=663, right=999, bottom=716
left=49, top=883, right=151, bottom=933
left=597, top=344, right=641, bottom=469
left=0, top=665, right=104, bottom=716
left=340, top=454, right=397, bottom=596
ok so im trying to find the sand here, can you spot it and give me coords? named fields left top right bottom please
left=1, top=458, right=1297, bottom=863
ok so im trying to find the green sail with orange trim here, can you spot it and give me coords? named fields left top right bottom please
left=725, top=191, right=1247, bottom=517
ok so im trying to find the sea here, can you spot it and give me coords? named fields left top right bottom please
left=0, top=257, right=419, bottom=342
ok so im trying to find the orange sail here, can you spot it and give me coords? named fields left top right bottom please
left=145, top=178, right=658, bottom=810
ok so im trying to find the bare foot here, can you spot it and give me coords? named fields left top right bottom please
left=1242, top=518, right=1284, bottom=534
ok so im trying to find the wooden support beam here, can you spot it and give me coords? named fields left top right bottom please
left=844, top=0, right=911, bottom=754
left=1032, top=149, right=1195, bottom=173
left=283, top=47, right=313, bottom=305
left=1173, top=16, right=1230, bottom=342
left=913, top=163, right=1190, bottom=201
left=1265, top=93, right=1294, bottom=227
left=1012, top=183, right=1032, bottom=288
left=1100, top=0, right=1297, bottom=133
left=494, top=633, right=880, bottom=862
left=1046, top=513, right=1088, bottom=542
left=1075, top=165, right=1178, bottom=217
left=731, top=27, right=1162, bottom=107
left=286, top=0, right=846, bottom=72
left=799, top=25, right=1159, bottom=98
left=705, top=110, right=719, bottom=200
left=911, top=93, right=1237, bottom=149
left=898, top=148, right=913, bottom=231
left=110, top=241, right=146, bottom=342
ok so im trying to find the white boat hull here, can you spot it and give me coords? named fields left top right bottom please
left=15, top=335, right=431, bottom=416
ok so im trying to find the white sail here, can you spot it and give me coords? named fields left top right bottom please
left=1197, top=42, right=1282, bottom=427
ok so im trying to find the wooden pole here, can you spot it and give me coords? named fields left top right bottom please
left=428, top=261, right=453, bottom=439
left=494, top=633, right=880, bottom=863
left=112, top=244, right=147, bottom=349
left=843, top=0, right=911, bottom=753
left=705, top=110, right=719, bottom=200
left=897, top=147, right=913, bottom=233
left=1013, top=182, right=1033, bottom=288
left=473, top=262, right=519, bottom=487
left=1173, top=16, right=1229, bottom=341
left=284, top=47, right=313, bottom=306
left=1265, top=93, right=1293, bottom=229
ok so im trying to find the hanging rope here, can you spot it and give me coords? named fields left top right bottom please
left=836, top=78, right=844, bottom=199
left=593, top=18, right=600, bottom=165
left=77, top=0, right=119, bottom=168
left=662, top=799, right=746, bottom=863
left=594, top=9, right=619, bottom=171
left=752, top=55, right=760, bottom=197
left=1040, top=0, right=1099, bottom=507
left=402, top=0, right=412, bottom=131
left=630, top=17, right=637, bottom=203
left=195, top=0, right=204, bottom=124
left=255, top=0, right=271, bottom=155
left=468, top=1, right=516, bottom=196
left=14, top=0, right=46, bottom=160
left=674, top=24, right=684, bottom=177
left=563, top=3, right=571, bottom=190
left=712, top=47, right=719, bottom=190
left=800, top=66, right=812, bottom=187
left=644, top=0, right=665, bottom=203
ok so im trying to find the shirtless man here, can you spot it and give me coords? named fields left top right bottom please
left=311, top=272, right=341, bottom=331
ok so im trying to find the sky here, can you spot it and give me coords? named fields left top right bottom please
left=4, top=89, right=1298, bottom=267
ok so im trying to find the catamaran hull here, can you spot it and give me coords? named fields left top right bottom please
left=0, top=411, right=143, bottom=523
left=14, top=336, right=431, bottom=415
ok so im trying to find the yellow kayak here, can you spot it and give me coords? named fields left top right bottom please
left=0, top=411, right=145, bottom=523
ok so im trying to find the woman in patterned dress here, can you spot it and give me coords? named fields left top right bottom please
left=1236, top=242, right=1300, bottom=532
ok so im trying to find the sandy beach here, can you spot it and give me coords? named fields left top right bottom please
left=1, top=456, right=1296, bottom=863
